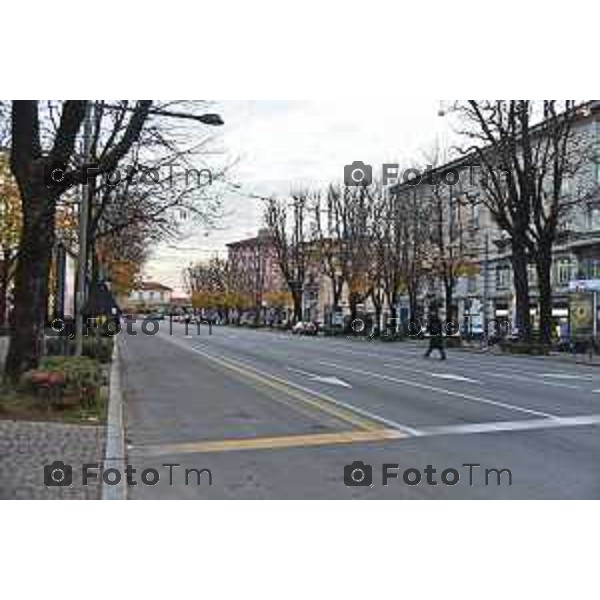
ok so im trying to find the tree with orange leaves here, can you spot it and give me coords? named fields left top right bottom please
left=0, top=153, right=21, bottom=328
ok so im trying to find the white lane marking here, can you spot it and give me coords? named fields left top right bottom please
left=383, top=357, right=587, bottom=391
left=320, top=361, right=557, bottom=420
left=420, top=414, right=600, bottom=437
left=539, top=374, right=595, bottom=381
left=429, top=373, right=480, bottom=384
left=384, top=363, right=481, bottom=386
left=384, top=359, right=583, bottom=392
left=158, top=333, right=422, bottom=436
left=287, top=368, right=353, bottom=389
left=478, top=371, right=583, bottom=391
left=313, top=338, right=600, bottom=379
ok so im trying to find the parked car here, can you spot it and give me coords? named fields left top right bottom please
left=292, top=321, right=318, bottom=336
left=146, top=312, right=165, bottom=321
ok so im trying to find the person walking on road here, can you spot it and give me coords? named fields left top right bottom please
left=424, top=311, right=447, bottom=360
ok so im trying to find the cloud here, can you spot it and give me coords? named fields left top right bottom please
left=145, top=99, right=454, bottom=292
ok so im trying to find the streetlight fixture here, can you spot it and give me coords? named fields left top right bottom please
left=101, top=103, right=225, bottom=126
left=74, top=100, right=224, bottom=355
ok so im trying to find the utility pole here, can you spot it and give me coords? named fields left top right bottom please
left=75, top=102, right=94, bottom=356
left=482, top=230, right=490, bottom=346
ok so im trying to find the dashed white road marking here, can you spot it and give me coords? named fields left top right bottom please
left=287, top=367, right=353, bottom=389
left=429, top=373, right=480, bottom=384
left=158, top=332, right=422, bottom=436
left=539, top=373, right=595, bottom=381
left=321, top=360, right=557, bottom=420
left=479, top=371, right=583, bottom=390
left=420, top=414, right=600, bottom=437
left=381, top=358, right=585, bottom=391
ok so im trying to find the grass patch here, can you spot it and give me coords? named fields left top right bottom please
left=0, top=357, right=109, bottom=425
left=0, top=382, right=108, bottom=424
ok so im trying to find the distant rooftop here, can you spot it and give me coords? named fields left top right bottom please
left=227, top=229, right=274, bottom=249
left=136, top=282, right=174, bottom=292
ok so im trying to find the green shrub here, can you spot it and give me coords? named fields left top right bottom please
left=83, top=336, right=114, bottom=363
left=22, top=356, right=103, bottom=409
left=499, top=341, right=550, bottom=356
left=45, top=336, right=114, bottom=363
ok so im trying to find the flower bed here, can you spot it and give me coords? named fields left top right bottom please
left=20, top=356, right=104, bottom=412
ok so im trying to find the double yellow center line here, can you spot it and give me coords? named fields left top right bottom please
left=130, top=335, right=410, bottom=456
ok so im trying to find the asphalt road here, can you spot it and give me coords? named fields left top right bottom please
left=121, top=323, right=600, bottom=499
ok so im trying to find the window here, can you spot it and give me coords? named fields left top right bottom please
left=585, top=204, right=600, bottom=230
left=556, top=259, right=573, bottom=286
left=585, top=259, right=600, bottom=280
left=528, top=264, right=538, bottom=287
left=467, top=276, right=477, bottom=294
left=496, top=266, right=511, bottom=291
left=469, top=203, right=480, bottom=230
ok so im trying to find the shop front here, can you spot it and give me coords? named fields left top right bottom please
left=568, top=279, right=600, bottom=340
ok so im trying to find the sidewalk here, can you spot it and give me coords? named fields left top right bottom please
left=0, top=336, right=108, bottom=499
left=0, top=420, right=106, bottom=499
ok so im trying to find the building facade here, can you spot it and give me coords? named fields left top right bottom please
left=226, top=229, right=288, bottom=320
left=392, top=102, right=600, bottom=338
left=227, top=104, right=600, bottom=335
left=124, top=282, right=174, bottom=312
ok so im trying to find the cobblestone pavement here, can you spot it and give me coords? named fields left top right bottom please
left=0, top=420, right=106, bottom=500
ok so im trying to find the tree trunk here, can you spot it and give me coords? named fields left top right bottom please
left=444, top=279, right=454, bottom=324
left=0, top=249, right=10, bottom=329
left=4, top=186, right=57, bottom=382
left=511, top=243, right=531, bottom=342
left=374, top=303, right=382, bottom=337
left=408, top=286, right=418, bottom=321
left=292, top=293, right=302, bottom=322
left=330, top=277, right=342, bottom=315
left=536, top=248, right=553, bottom=346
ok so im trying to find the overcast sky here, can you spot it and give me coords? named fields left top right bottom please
left=145, top=100, right=455, bottom=293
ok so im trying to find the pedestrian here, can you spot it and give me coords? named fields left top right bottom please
left=424, top=311, right=447, bottom=360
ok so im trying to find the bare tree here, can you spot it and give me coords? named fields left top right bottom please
left=313, top=185, right=349, bottom=321
left=388, top=184, right=432, bottom=320
left=263, top=193, right=313, bottom=322
left=5, top=100, right=151, bottom=380
left=426, top=171, right=477, bottom=322
left=3, top=100, right=229, bottom=380
left=315, top=185, right=374, bottom=323
left=456, top=100, right=596, bottom=343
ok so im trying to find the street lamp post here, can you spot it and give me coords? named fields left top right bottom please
left=482, top=230, right=490, bottom=347
left=75, top=102, right=94, bottom=356
left=74, top=101, right=225, bottom=355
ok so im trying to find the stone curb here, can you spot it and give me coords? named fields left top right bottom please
left=102, top=338, right=127, bottom=500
